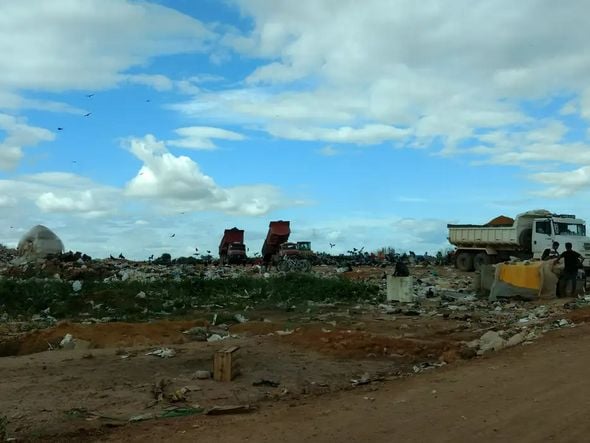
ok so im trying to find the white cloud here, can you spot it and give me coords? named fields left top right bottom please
left=0, top=113, right=54, bottom=170
left=0, top=0, right=213, bottom=92
left=531, top=166, right=590, bottom=198
left=318, top=145, right=339, bottom=156
left=175, top=79, right=201, bottom=95
left=560, top=100, right=578, bottom=116
left=466, top=120, right=590, bottom=168
left=36, top=190, right=113, bottom=218
left=11, top=173, right=121, bottom=217
left=124, top=135, right=284, bottom=215
left=168, top=126, right=245, bottom=150
left=0, top=91, right=86, bottom=114
left=124, top=74, right=174, bottom=91
left=170, top=0, right=590, bottom=192
left=581, top=88, right=590, bottom=121
left=0, top=196, right=16, bottom=207
left=268, top=124, right=408, bottom=144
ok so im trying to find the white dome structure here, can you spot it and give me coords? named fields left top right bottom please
left=17, top=225, right=64, bottom=258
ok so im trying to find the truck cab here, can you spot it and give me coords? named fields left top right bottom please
left=532, top=215, right=590, bottom=265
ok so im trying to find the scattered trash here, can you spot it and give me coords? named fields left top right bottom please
left=183, top=327, right=209, bottom=341
left=275, top=329, right=294, bottom=336
left=205, top=405, right=256, bottom=415
left=60, top=333, right=75, bottom=349
left=129, top=413, right=155, bottom=423
left=351, top=373, right=371, bottom=387
left=234, top=313, right=248, bottom=323
left=169, top=387, right=190, bottom=403
left=506, top=332, right=525, bottom=347
left=160, top=406, right=204, bottom=418
left=207, top=334, right=224, bottom=342
left=412, top=362, right=445, bottom=373
left=478, top=331, right=506, bottom=353
left=72, top=280, right=82, bottom=292
left=253, top=379, right=280, bottom=388
left=146, top=348, right=176, bottom=358
left=194, top=370, right=211, bottom=380
left=554, top=318, right=573, bottom=328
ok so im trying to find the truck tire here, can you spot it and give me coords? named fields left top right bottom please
left=456, top=252, right=474, bottom=272
left=473, top=252, right=491, bottom=271
left=277, top=259, right=291, bottom=272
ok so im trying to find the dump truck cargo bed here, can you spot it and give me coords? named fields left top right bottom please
left=447, top=225, right=521, bottom=249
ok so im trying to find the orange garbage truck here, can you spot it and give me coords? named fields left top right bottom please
left=219, top=228, right=247, bottom=265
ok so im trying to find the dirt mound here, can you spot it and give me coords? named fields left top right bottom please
left=4, top=319, right=208, bottom=356
left=282, top=326, right=458, bottom=361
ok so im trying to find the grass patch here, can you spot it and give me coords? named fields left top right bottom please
left=0, top=274, right=380, bottom=321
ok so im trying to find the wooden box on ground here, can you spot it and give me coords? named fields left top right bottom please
left=213, top=346, right=240, bottom=382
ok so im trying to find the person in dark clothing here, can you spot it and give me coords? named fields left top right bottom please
left=393, top=260, right=410, bottom=277
left=554, top=242, right=583, bottom=297
left=542, top=241, right=560, bottom=260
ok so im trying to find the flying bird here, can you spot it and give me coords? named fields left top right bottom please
left=57, top=127, right=64, bottom=131
left=170, top=233, right=176, bottom=238
left=329, top=243, right=336, bottom=249
left=84, top=112, right=92, bottom=117
left=146, top=99, right=151, bottom=102
left=86, top=94, right=95, bottom=98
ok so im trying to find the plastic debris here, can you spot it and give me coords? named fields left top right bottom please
left=146, top=348, right=176, bottom=358
left=234, top=313, right=248, bottom=323
left=194, top=370, right=211, bottom=380
left=60, top=333, right=75, bottom=349
left=253, top=379, right=280, bottom=387
left=205, top=405, right=255, bottom=415
left=351, top=373, right=371, bottom=387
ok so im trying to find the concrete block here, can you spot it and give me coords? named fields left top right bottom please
left=386, top=276, right=414, bottom=302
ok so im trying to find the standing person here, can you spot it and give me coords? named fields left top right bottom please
left=554, top=242, right=583, bottom=297
left=542, top=241, right=560, bottom=260
left=393, top=259, right=410, bottom=277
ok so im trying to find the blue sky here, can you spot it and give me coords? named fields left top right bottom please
left=2, top=0, right=590, bottom=259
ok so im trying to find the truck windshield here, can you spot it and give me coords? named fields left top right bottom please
left=554, top=222, right=586, bottom=236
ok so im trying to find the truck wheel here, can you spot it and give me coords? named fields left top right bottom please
left=473, top=252, right=491, bottom=271
left=277, top=260, right=290, bottom=272
left=456, top=252, right=474, bottom=272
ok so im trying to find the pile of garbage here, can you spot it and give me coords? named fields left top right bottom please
left=0, top=244, right=17, bottom=265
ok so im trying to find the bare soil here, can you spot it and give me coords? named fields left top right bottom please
left=90, top=322, right=590, bottom=442
left=1, top=265, right=585, bottom=442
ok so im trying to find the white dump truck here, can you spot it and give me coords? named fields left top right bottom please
left=447, top=209, right=590, bottom=271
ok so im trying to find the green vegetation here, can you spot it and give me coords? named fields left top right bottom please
left=0, top=274, right=380, bottom=321
left=0, top=415, right=7, bottom=441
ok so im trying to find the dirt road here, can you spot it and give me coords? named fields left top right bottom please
left=97, top=323, right=590, bottom=443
